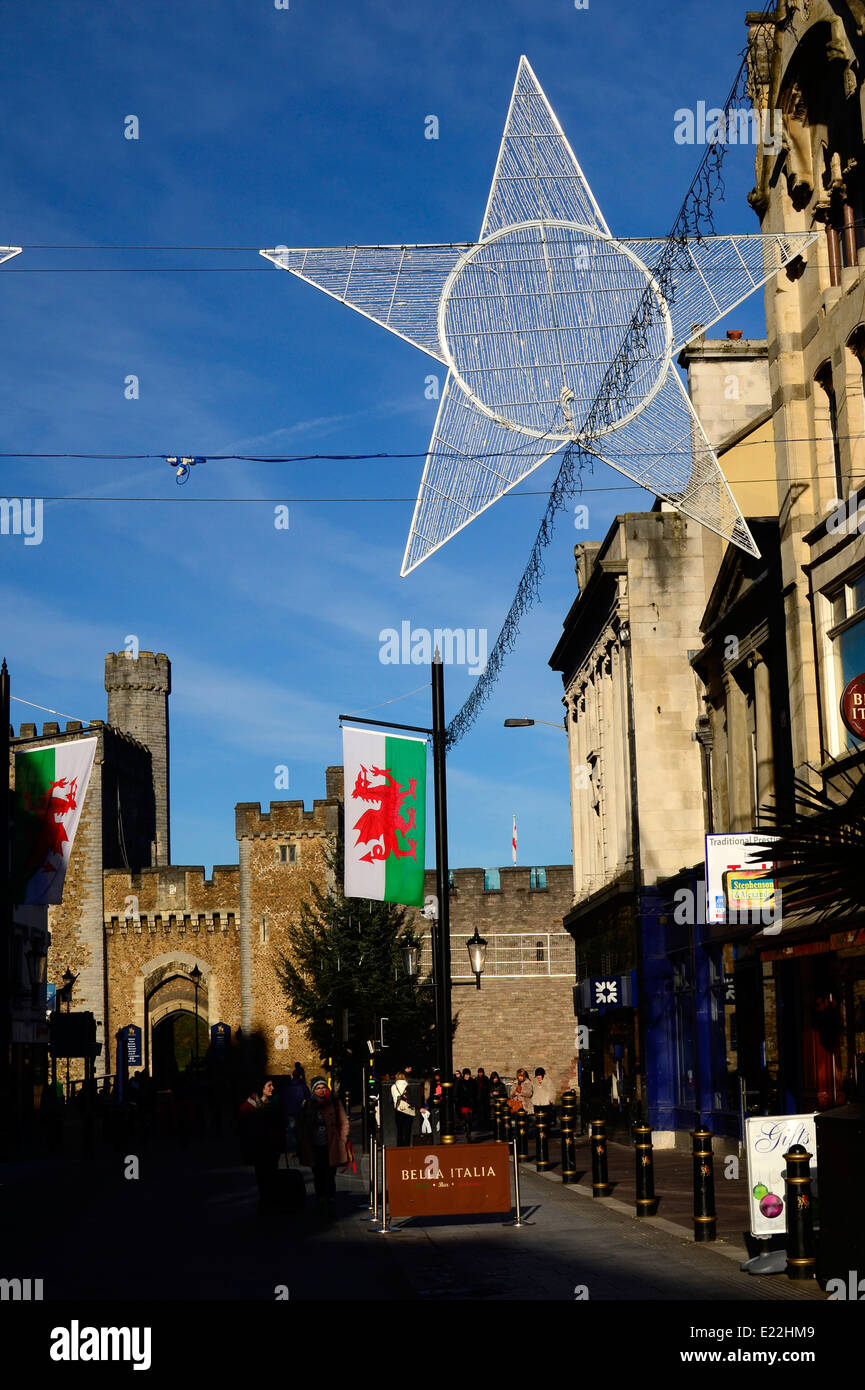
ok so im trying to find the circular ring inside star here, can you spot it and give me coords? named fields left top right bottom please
left=437, top=219, right=673, bottom=443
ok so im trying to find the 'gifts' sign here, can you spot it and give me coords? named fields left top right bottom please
left=386, top=1142, right=511, bottom=1219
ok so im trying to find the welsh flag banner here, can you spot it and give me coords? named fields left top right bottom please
left=342, top=727, right=426, bottom=907
left=13, top=738, right=97, bottom=905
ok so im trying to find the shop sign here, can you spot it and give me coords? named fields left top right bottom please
left=386, top=1142, right=511, bottom=1218
left=705, top=833, right=778, bottom=924
left=744, top=1113, right=818, bottom=1238
left=575, top=974, right=635, bottom=1012
left=840, top=673, right=865, bottom=741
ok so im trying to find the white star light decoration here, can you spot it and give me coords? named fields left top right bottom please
left=262, top=58, right=816, bottom=575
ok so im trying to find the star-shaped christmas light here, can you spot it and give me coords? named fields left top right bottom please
left=262, top=59, right=816, bottom=575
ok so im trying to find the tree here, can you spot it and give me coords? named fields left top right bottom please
left=274, top=832, right=439, bottom=1079
left=762, top=759, right=865, bottom=922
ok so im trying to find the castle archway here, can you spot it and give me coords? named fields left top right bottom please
left=140, top=954, right=211, bottom=1079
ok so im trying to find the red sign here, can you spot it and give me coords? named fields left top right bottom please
left=386, top=1142, right=512, bottom=1218
left=840, top=673, right=865, bottom=740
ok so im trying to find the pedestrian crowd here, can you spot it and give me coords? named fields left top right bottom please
left=388, top=1063, right=557, bottom=1143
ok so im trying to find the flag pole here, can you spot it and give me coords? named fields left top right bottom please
left=431, top=651, right=455, bottom=1145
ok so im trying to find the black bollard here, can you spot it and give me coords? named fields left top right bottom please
left=634, top=1122, right=657, bottom=1217
left=692, top=1125, right=716, bottom=1242
left=516, top=1108, right=529, bottom=1160
left=535, top=1110, right=550, bottom=1171
left=591, top=1118, right=611, bottom=1197
left=560, top=1108, right=577, bottom=1184
left=440, top=1079, right=455, bottom=1145
left=783, top=1144, right=816, bottom=1280
left=561, top=1088, right=576, bottom=1142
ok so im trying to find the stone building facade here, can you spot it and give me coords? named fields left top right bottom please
left=549, top=335, right=779, bottom=1139
left=408, top=864, right=576, bottom=1093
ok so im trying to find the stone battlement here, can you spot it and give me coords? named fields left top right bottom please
left=236, top=774, right=341, bottom=839
left=11, top=719, right=150, bottom=751
left=104, top=865, right=239, bottom=914
left=104, top=651, right=172, bottom=693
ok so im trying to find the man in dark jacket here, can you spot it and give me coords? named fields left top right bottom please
left=454, top=1067, right=477, bottom=1142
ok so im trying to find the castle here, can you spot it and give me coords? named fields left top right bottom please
left=12, top=650, right=578, bottom=1095
left=12, top=652, right=340, bottom=1085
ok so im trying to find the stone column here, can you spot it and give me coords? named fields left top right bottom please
left=724, top=673, right=753, bottom=831
left=750, top=652, right=776, bottom=824
left=609, top=643, right=629, bottom=872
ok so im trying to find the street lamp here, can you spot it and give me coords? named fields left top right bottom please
left=465, top=927, right=487, bottom=990
left=401, top=939, right=420, bottom=979
left=504, top=717, right=567, bottom=731
left=190, top=964, right=202, bottom=1072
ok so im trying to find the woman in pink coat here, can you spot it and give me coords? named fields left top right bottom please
left=297, top=1077, right=350, bottom=1216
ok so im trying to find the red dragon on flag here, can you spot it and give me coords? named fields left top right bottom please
left=351, top=765, right=418, bottom=863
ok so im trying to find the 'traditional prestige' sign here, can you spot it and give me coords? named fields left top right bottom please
left=386, top=1143, right=511, bottom=1219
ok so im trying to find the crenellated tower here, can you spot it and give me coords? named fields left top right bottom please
left=105, top=651, right=171, bottom=865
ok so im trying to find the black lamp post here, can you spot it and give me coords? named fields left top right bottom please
left=190, top=964, right=202, bottom=1072
left=465, top=927, right=488, bottom=990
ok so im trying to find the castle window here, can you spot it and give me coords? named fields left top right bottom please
left=278, top=844, right=297, bottom=864
left=197, top=914, right=205, bottom=932
left=530, top=866, right=547, bottom=891
left=226, top=914, right=234, bottom=932
left=536, top=939, right=545, bottom=963
left=110, top=916, right=119, bottom=931
left=183, top=914, right=192, bottom=930
left=169, top=914, right=177, bottom=930
left=260, top=916, right=268, bottom=944
left=483, top=868, right=501, bottom=892
left=211, top=914, right=219, bottom=932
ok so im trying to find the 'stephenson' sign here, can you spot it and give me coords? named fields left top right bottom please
left=386, top=1142, right=511, bottom=1218
left=840, top=673, right=865, bottom=741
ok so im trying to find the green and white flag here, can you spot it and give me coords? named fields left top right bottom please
left=13, top=738, right=97, bottom=905
left=342, top=727, right=426, bottom=907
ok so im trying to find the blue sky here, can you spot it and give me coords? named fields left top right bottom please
left=1, top=0, right=770, bottom=874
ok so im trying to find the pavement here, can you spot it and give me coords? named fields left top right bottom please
left=0, top=1110, right=828, bottom=1304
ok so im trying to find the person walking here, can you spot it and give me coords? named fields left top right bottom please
left=281, top=1068, right=310, bottom=1157
left=532, top=1067, right=555, bottom=1130
left=297, top=1077, right=350, bottom=1217
left=454, top=1067, right=478, bottom=1142
left=238, top=1078, right=284, bottom=1206
left=391, top=1071, right=415, bottom=1146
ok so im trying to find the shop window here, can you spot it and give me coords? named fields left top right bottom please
left=827, top=573, right=865, bottom=751
left=483, top=868, right=501, bottom=892
left=529, top=866, right=547, bottom=891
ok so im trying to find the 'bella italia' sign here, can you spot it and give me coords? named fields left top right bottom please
left=386, top=1143, right=511, bottom=1219
left=841, top=673, right=865, bottom=741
